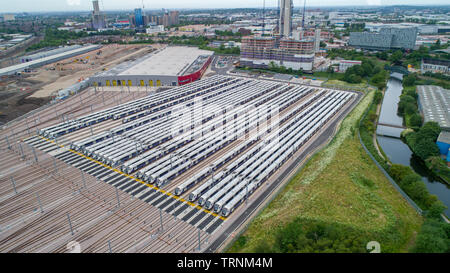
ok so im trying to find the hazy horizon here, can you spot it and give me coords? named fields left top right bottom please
left=1, top=0, right=450, bottom=13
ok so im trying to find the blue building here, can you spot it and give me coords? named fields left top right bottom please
left=134, top=8, right=144, bottom=27
left=437, top=131, right=450, bottom=162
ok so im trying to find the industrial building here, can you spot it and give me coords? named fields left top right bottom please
left=19, top=45, right=83, bottom=63
left=421, top=58, right=450, bottom=75
left=349, top=27, right=418, bottom=50
left=89, top=46, right=214, bottom=87
left=0, top=44, right=101, bottom=76
left=417, top=85, right=450, bottom=131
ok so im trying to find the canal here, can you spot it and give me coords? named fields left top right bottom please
left=376, top=76, right=450, bottom=217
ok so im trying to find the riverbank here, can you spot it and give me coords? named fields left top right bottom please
left=371, top=76, right=450, bottom=217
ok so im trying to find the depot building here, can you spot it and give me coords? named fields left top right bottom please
left=89, top=46, right=214, bottom=87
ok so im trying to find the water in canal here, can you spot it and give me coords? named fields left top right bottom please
left=376, top=77, right=450, bottom=217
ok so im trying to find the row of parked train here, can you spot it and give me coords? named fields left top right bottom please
left=175, top=91, right=354, bottom=216
left=38, top=75, right=354, bottom=217
left=40, top=75, right=235, bottom=140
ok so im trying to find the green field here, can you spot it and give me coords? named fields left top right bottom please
left=227, top=91, right=422, bottom=253
left=325, top=79, right=369, bottom=89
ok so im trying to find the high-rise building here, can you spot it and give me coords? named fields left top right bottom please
left=170, top=11, right=180, bottom=26
left=135, top=8, right=144, bottom=27
left=279, top=0, right=293, bottom=37
left=143, top=15, right=150, bottom=26
left=314, top=29, right=321, bottom=53
left=91, top=0, right=106, bottom=30
left=162, top=13, right=170, bottom=27
left=240, top=36, right=315, bottom=72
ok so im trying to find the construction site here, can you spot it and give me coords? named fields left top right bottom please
left=0, top=69, right=361, bottom=252
left=0, top=44, right=160, bottom=125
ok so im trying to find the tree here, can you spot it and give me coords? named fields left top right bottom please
left=377, top=51, right=388, bottom=60
left=268, top=61, right=278, bottom=70
left=361, top=61, right=373, bottom=77
left=398, top=95, right=416, bottom=115
left=412, top=219, right=449, bottom=253
left=419, top=122, right=441, bottom=141
left=389, top=50, right=403, bottom=65
left=404, top=102, right=417, bottom=115
left=389, top=164, right=412, bottom=182
left=426, top=201, right=447, bottom=219
left=409, top=113, right=423, bottom=127
left=399, top=172, right=422, bottom=188
left=413, top=138, right=440, bottom=161
left=403, top=74, right=417, bottom=86
left=374, top=91, right=383, bottom=104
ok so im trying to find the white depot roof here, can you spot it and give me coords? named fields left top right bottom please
left=119, top=46, right=214, bottom=77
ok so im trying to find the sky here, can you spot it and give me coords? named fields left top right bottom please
left=1, top=0, right=449, bottom=13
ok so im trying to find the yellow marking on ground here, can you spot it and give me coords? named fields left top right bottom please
left=37, top=135, right=226, bottom=220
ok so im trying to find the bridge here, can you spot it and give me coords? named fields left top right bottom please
left=384, top=65, right=410, bottom=76
left=377, top=122, right=406, bottom=129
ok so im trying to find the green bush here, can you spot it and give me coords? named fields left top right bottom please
left=271, top=218, right=367, bottom=253
left=389, top=164, right=412, bottom=182
left=405, top=122, right=441, bottom=161
left=398, top=95, right=416, bottom=116
left=409, top=113, right=423, bottom=127
left=403, top=74, right=417, bottom=87
left=412, top=218, right=449, bottom=253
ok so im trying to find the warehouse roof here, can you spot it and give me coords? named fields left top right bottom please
left=0, top=44, right=100, bottom=76
left=118, top=46, right=214, bottom=77
left=417, top=85, right=450, bottom=129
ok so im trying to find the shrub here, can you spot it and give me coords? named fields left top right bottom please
left=412, top=218, right=449, bottom=253
left=409, top=113, right=422, bottom=127
left=403, top=74, right=417, bottom=87
left=389, top=164, right=412, bottom=182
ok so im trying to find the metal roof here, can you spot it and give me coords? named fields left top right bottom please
left=417, top=85, right=450, bottom=129
left=0, top=44, right=100, bottom=76
left=116, top=46, right=214, bottom=77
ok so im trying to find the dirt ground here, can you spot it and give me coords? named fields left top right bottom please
left=0, top=76, right=50, bottom=125
left=0, top=43, right=164, bottom=125
left=29, top=44, right=159, bottom=98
